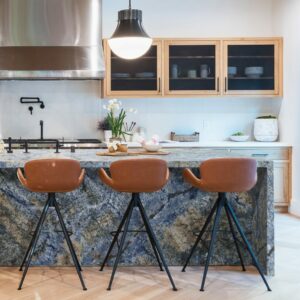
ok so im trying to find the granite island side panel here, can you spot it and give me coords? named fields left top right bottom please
left=0, top=149, right=274, bottom=275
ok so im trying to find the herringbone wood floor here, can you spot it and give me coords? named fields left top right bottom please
left=0, top=213, right=299, bottom=300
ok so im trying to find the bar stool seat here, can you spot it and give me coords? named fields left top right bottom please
left=99, top=158, right=177, bottom=291
left=17, top=158, right=87, bottom=290
left=181, top=158, right=271, bottom=292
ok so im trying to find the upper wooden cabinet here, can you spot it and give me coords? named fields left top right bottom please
left=103, top=38, right=283, bottom=98
left=223, top=38, right=283, bottom=96
left=164, top=40, right=221, bottom=96
left=103, top=39, right=162, bottom=97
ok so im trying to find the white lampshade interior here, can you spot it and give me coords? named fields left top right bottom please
left=108, top=37, right=153, bottom=60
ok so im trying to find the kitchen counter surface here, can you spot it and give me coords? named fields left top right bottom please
left=0, top=148, right=274, bottom=275
left=0, top=148, right=274, bottom=168
left=128, top=141, right=291, bottom=148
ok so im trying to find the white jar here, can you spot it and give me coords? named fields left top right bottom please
left=254, top=119, right=279, bottom=142
left=103, top=130, right=112, bottom=142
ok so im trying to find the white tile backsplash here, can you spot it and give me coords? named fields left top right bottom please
left=0, top=81, right=102, bottom=139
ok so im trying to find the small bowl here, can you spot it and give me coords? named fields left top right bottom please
left=245, top=66, right=264, bottom=78
left=230, top=135, right=249, bottom=142
left=143, top=144, right=162, bottom=152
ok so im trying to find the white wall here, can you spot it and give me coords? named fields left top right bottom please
left=0, top=81, right=101, bottom=139
left=0, top=0, right=280, bottom=142
left=273, top=0, right=300, bottom=216
left=102, top=0, right=281, bottom=141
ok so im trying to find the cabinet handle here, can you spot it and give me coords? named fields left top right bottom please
left=251, top=153, right=269, bottom=157
left=217, top=77, right=220, bottom=92
left=158, top=77, right=161, bottom=93
left=225, top=77, right=228, bottom=92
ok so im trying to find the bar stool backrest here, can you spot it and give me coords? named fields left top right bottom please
left=200, top=158, right=257, bottom=192
left=184, top=158, right=257, bottom=193
left=101, top=158, right=169, bottom=193
left=17, top=158, right=85, bottom=193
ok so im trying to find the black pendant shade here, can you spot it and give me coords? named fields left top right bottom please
left=111, top=9, right=150, bottom=39
left=108, top=2, right=152, bottom=60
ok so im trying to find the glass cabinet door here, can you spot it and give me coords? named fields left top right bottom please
left=104, top=40, right=162, bottom=97
left=224, top=40, right=281, bottom=95
left=164, top=41, right=220, bottom=95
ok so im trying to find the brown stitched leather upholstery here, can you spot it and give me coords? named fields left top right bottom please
left=99, top=158, right=169, bottom=193
left=183, top=158, right=257, bottom=193
left=17, top=158, right=85, bottom=193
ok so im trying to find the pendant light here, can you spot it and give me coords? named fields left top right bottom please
left=108, top=0, right=152, bottom=60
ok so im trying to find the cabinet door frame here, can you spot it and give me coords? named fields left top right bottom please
left=163, top=39, right=221, bottom=96
left=222, top=38, right=283, bottom=97
left=273, top=160, right=290, bottom=207
left=103, top=39, right=163, bottom=98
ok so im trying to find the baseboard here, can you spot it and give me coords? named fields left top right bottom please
left=289, top=198, right=300, bottom=217
left=275, top=206, right=288, bottom=213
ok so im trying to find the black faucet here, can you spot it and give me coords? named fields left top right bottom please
left=40, top=120, right=44, bottom=140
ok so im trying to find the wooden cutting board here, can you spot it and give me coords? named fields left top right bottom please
left=96, top=150, right=170, bottom=157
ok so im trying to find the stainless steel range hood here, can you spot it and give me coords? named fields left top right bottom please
left=0, top=0, right=105, bottom=79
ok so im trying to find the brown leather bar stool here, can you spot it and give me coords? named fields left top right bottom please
left=17, top=158, right=87, bottom=290
left=99, top=158, right=177, bottom=291
left=181, top=158, right=271, bottom=292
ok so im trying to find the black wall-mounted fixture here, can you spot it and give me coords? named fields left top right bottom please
left=108, top=0, right=152, bottom=60
left=20, top=97, right=45, bottom=115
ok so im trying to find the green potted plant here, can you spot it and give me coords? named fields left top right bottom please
left=229, top=131, right=249, bottom=142
left=254, top=115, right=278, bottom=142
left=103, top=99, right=137, bottom=142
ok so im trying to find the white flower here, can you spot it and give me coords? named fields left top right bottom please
left=104, top=99, right=122, bottom=113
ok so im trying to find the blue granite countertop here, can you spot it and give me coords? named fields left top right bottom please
left=0, top=148, right=273, bottom=169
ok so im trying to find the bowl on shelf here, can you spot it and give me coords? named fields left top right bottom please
left=229, top=135, right=249, bottom=142
left=112, top=73, right=130, bottom=78
left=245, top=67, right=264, bottom=78
left=143, top=143, right=162, bottom=152
left=135, top=72, right=155, bottom=78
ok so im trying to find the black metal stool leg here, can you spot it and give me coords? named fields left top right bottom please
left=107, top=199, right=134, bottom=290
left=225, top=201, right=272, bottom=292
left=136, top=195, right=177, bottom=291
left=224, top=204, right=246, bottom=271
left=19, top=194, right=51, bottom=272
left=18, top=198, right=51, bottom=290
left=53, top=197, right=87, bottom=291
left=100, top=198, right=133, bottom=271
left=145, top=226, right=164, bottom=271
left=182, top=198, right=219, bottom=272
left=200, top=198, right=224, bottom=292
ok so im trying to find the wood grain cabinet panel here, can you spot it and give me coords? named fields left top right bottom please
left=228, top=147, right=291, bottom=210
left=103, top=37, right=283, bottom=98
left=222, top=38, right=283, bottom=97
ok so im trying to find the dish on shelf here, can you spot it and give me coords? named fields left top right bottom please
left=112, top=73, right=131, bottom=78
left=228, top=66, right=237, bottom=77
left=230, top=135, right=249, bottom=142
left=135, top=72, right=155, bottom=78
left=245, top=66, right=264, bottom=78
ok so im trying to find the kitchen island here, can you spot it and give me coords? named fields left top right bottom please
left=0, top=148, right=274, bottom=275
